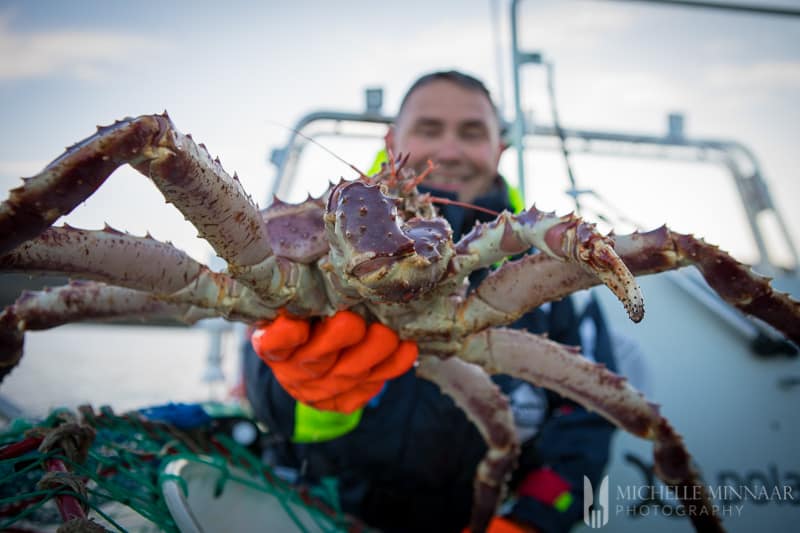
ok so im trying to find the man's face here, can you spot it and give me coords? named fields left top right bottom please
left=387, top=80, right=504, bottom=203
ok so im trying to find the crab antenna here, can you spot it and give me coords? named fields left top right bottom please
left=428, top=196, right=500, bottom=217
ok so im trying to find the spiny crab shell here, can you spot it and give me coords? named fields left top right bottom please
left=326, top=180, right=455, bottom=303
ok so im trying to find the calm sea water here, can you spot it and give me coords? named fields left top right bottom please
left=2, top=323, right=243, bottom=417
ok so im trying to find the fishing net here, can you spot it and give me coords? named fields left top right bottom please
left=0, top=403, right=369, bottom=532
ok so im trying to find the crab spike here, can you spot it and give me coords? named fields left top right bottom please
left=102, top=223, right=124, bottom=235
left=400, top=151, right=411, bottom=169
left=386, top=147, right=398, bottom=186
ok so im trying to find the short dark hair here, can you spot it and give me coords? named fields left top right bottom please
left=397, top=70, right=503, bottom=130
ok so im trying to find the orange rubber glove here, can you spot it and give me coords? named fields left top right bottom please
left=251, top=310, right=418, bottom=413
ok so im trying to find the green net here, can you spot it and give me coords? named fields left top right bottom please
left=0, top=404, right=369, bottom=532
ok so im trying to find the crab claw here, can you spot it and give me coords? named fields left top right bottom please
left=455, top=207, right=645, bottom=323
left=543, top=217, right=644, bottom=322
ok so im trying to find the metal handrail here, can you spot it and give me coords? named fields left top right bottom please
left=267, top=108, right=798, bottom=274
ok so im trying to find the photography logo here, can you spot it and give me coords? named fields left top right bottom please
left=584, top=475, right=609, bottom=528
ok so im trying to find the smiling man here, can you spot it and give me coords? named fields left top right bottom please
left=386, top=72, right=505, bottom=204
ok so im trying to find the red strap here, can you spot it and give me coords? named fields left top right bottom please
left=518, top=467, right=571, bottom=506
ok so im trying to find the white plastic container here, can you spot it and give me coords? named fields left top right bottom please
left=161, top=457, right=346, bottom=533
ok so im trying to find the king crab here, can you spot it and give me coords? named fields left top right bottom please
left=1, top=113, right=798, bottom=532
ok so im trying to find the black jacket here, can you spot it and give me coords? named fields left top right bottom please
left=244, top=177, right=616, bottom=533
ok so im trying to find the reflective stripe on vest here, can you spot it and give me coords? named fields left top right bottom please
left=367, top=148, right=389, bottom=176
left=505, top=181, right=525, bottom=214
left=293, top=402, right=363, bottom=443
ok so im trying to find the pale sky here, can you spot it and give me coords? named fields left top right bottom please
left=1, top=0, right=798, bottom=271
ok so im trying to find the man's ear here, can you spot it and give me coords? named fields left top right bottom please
left=493, top=140, right=508, bottom=169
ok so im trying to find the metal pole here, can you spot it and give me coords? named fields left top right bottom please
left=490, top=0, right=507, bottom=115
left=510, top=0, right=527, bottom=203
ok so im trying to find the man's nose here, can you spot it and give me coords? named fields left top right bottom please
left=433, top=134, right=464, bottom=162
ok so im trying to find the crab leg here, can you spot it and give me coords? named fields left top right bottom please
left=0, top=226, right=277, bottom=322
left=0, top=113, right=271, bottom=267
left=0, top=281, right=218, bottom=381
left=417, top=355, right=519, bottom=533
left=459, top=226, right=800, bottom=345
left=460, top=328, right=724, bottom=533
left=454, top=208, right=644, bottom=323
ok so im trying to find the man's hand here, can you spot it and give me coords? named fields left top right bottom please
left=251, top=310, right=418, bottom=413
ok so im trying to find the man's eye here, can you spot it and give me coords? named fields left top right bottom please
left=461, top=127, right=487, bottom=140
left=415, top=125, right=440, bottom=137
